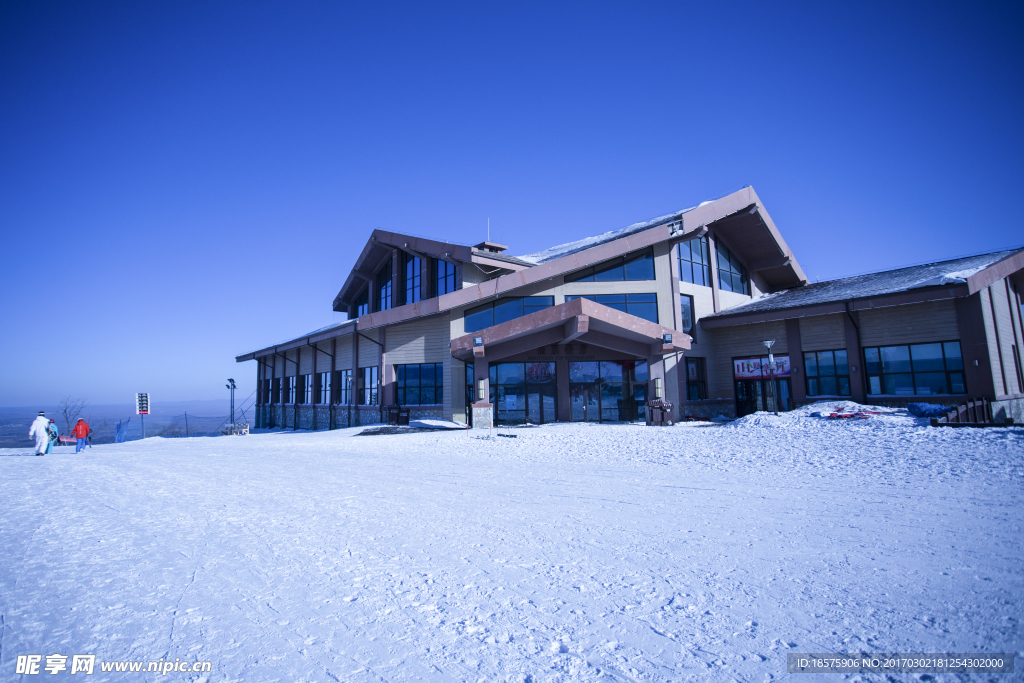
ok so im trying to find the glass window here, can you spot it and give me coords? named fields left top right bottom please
left=271, top=377, right=281, bottom=404
left=493, top=298, right=524, bottom=325
left=804, top=350, right=851, bottom=397
left=298, top=374, right=312, bottom=404
left=464, top=296, right=554, bottom=332
left=680, top=295, right=694, bottom=334
left=404, top=254, right=422, bottom=305
left=678, top=236, right=710, bottom=287
left=317, top=372, right=331, bottom=404
left=566, top=294, right=658, bottom=323
left=352, top=289, right=369, bottom=318
left=565, top=249, right=656, bottom=283
left=396, top=363, right=442, bottom=405
left=284, top=376, right=296, bottom=404
left=336, top=369, right=352, bottom=404
left=376, top=260, right=393, bottom=312
left=435, top=259, right=457, bottom=296
left=716, top=243, right=750, bottom=295
left=864, top=341, right=966, bottom=395
left=686, top=357, right=707, bottom=400
left=359, top=366, right=378, bottom=405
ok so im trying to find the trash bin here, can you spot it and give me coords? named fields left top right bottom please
left=386, top=405, right=400, bottom=426
left=397, top=406, right=410, bottom=426
left=645, top=400, right=675, bottom=426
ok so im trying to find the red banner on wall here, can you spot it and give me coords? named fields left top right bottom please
left=733, top=356, right=791, bottom=379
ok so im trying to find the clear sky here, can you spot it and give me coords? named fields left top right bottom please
left=1, top=1, right=1022, bottom=407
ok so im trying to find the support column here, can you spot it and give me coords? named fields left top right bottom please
left=707, top=232, right=721, bottom=313
left=842, top=311, right=865, bottom=403
left=786, top=319, right=808, bottom=405
left=556, top=355, right=571, bottom=422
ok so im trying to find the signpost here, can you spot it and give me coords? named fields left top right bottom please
left=761, top=340, right=778, bottom=416
left=136, top=393, right=150, bottom=439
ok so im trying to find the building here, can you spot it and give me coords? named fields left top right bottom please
left=236, top=187, right=1024, bottom=427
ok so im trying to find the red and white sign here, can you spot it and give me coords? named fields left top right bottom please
left=135, top=393, right=150, bottom=415
left=733, top=356, right=791, bottom=379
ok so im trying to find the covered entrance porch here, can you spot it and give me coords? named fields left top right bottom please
left=451, top=298, right=689, bottom=427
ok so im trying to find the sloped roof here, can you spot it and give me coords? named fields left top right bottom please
left=519, top=205, right=703, bottom=264
left=706, top=249, right=1021, bottom=319
left=235, top=319, right=356, bottom=361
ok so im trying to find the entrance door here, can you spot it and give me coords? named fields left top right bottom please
left=735, top=380, right=763, bottom=417
left=527, top=383, right=557, bottom=424
left=571, top=384, right=599, bottom=422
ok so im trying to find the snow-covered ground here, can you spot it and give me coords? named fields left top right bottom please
left=1, top=404, right=1022, bottom=682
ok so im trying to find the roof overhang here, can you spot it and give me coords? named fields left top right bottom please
left=332, top=231, right=475, bottom=312
left=700, top=284, right=970, bottom=328
left=684, top=187, right=807, bottom=290
left=451, top=298, right=689, bottom=363
left=235, top=319, right=357, bottom=362
left=967, top=248, right=1024, bottom=294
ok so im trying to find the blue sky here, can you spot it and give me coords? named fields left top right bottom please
left=1, top=1, right=1022, bottom=406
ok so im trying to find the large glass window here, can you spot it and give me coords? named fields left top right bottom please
left=396, top=363, right=443, bottom=405
left=564, top=249, right=655, bottom=283
left=317, top=372, right=331, bottom=404
left=404, top=254, right=422, bottom=305
left=488, top=362, right=557, bottom=425
left=804, top=349, right=851, bottom=396
left=565, top=294, right=658, bottom=324
left=464, top=296, right=555, bottom=332
left=376, top=260, right=393, bottom=312
left=353, top=289, right=369, bottom=318
left=283, top=376, right=296, bottom=404
left=686, top=357, right=707, bottom=400
left=568, top=360, right=648, bottom=422
left=359, top=366, right=379, bottom=405
left=863, top=341, right=965, bottom=396
left=336, top=369, right=352, bottom=404
left=680, top=294, right=694, bottom=334
left=678, top=236, right=711, bottom=286
left=435, top=259, right=457, bottom=296
left=271, top=378, right=281, bottom=404
left=297, top=374, right=312, bottom=404
left=716, top=243, right=750, bottom=295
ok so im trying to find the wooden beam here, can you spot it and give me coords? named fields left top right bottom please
left=562, top=315, right=589, bottom=343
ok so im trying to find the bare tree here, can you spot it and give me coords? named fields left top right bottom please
left=58, top=396, right=88, bottom=437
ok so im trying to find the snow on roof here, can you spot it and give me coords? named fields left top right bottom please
left=707, top=249, right=1021, bottom=318
left=517, top=206, right=699, bottom=265
left=239, top=319, right=356, bottom=357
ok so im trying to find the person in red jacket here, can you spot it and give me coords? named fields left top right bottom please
left=72, top=419, right=90, bottom=453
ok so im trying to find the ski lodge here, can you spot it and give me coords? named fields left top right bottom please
left=236, top=186, right=1024, bottom=428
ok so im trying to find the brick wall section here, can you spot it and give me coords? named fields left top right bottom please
left=705, top=321, right=789, bottom=399
left=858, top=299, right=960, bottom=347
left=799, top=314, right=847, bottom=351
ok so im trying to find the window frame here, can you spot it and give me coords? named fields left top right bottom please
left=685, top=357, right=708, bottom=401
left=564, top=248, right=656, bottom=283
left=353, top=289, right=370, bottom=318
left=565, top=294, right=659, bottom=324
left=677, top=236, right=711, bottom=287
left=376, top=261, right=393, bottom=312
left=435, top=259, right=457, bottom=296
left=404, top=253, right=422, bottom=305
left=358, top=366, right=379, bottom=405
left=803, top=349, right=852, bottom=397
left=395, top=362, right=444, bottom=405
left=680, top=294, right=695, bottom=334
left=464, top=296, right=555, bottom=333
left=863, top=340, right=967, bottom=396
left=716, top=242, right=750, bottom=295
left=335, top=369, right=352, bottom=405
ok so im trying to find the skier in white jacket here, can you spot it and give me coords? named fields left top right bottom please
left=29, top=411, right=49, bottom=456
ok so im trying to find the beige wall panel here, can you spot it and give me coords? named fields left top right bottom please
left=799, top=314, right=847, bottom=352
left=358, top=336, right=381, bottom=369
left=858, top=300, right=959, bottom=347
left=679, top=282, right=716, bottom=324
left=718, top=290, right=754, bottom=312
left=989, top=283, right=1021, bottom=395
left=298, top=346, right=314, bottom=375
left=334, top=336, right=353, bottom=371
left=703, top=321, right=789, bottom=399
left=313, top=345, right=333, bottom=374
left=386, top=314, right=450, bottom=365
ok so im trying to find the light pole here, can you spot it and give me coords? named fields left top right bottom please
left=761, top=340, right=778, bottom=416
left=226, top=378, right=236, bottom=432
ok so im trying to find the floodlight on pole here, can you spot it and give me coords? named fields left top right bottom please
left=226, top=378, right=236, bottom=431
left=761, top=340, right=778, bottom=416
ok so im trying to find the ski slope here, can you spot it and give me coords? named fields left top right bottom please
left=1, top=404, right=1022, bottom=681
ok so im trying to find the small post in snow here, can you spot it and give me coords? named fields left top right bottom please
left=226, top=378, right=237, bottom=433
